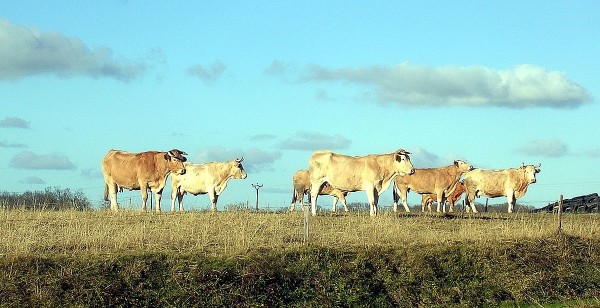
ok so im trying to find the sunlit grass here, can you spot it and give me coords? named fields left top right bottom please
left=2, top=209, right=598, bottom=258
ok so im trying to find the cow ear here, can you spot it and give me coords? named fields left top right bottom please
left=164, top=153, right=171, bottom=161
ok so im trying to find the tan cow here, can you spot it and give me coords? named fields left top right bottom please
left=393, top=160, right=474, bottom=213
left=102, top=149, right=187, bottom=212
left=290, top=169, right=350, bottom=212
left=170, top=158, right=247, bottom=212
left=463, top=164, right=541, bottom=213
left=421, top=181, right=466, bottom=212
left=309, top=149, right=414, bottom=216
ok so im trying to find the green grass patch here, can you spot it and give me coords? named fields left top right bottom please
left=1, top=234, right=599, bottom=307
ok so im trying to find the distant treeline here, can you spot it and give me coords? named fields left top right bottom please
left=0, top=187, right=92, bottom=211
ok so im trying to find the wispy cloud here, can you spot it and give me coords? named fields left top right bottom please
left=10, top=151, right=76, bottom=170
left=250, top=134, right=278, bottom=142
left=194, top=146, right=282, bottom=172
left=0, top=18, right=145, bottom=81
left=187, top=60, right=226, bottom=84
left=80, top=168, right=104, bottom=180
left=20, top=176, right=45, bottom=184
left=409, top=147, right=467, bottom=168
left=279, top=131, right=351, bottom=151
left=514, top=139, right=569, bottom=157
left=0, top=140, right=27, bottom=148
left=0, top=116, right=30, bottom=128
left=299, top=63, right=590, bottom=109
left=585, top=148, right=600, bottom=158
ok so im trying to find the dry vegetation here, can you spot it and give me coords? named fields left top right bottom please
left=1, top=209, right=599, bottom=306
left=1, top=209, right=598, bottom=258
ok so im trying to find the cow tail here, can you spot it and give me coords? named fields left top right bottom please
left=104, top=184, right=109, bottom=201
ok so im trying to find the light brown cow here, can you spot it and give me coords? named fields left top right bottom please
left=393, top=160, right=474, bottom=213
left=102, top=149, right=187, bottom=212
left=170, top=158, right=247, bottom=212
left=463, top=164, right=541, bottom=213
left=290, top=169, right=350, bottom=212
left=421, top=181, right=466, bottom=212
left=309, top=149, right=414, bottom=216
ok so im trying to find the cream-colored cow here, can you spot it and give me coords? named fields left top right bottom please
left=170, top=158, right=247, bottom=212
left=308, top=149, right=414, bottom=216
left=290, top=169, right=349, bottom=212
left=463, top=164, right=541, bottom=213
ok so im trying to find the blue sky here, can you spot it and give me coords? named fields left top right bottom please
left=1, top=1, right=598, bottom=210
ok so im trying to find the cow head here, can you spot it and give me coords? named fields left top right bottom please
left=394, top=149, right=415, bottom=176
left=521, top=164, right=540, bottom=184
left=454, top=160, right=475, bottom=172
left=165, top=149, right=187, bottom=175
left=231, top=157, right=248, bottom=179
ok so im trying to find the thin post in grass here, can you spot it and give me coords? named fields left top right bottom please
left=303, top=204, right=310, bottom=244
left=252, top=183, right=263, bottom=211
left=557, top=194, right=563, bottom=234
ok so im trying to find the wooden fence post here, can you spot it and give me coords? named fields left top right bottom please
left=557, top=195, right=563, bottom=234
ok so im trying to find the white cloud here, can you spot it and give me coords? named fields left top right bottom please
left=514, top=139, right=569, bottom=157
left=279, top=131, right=351, bottom=151
left=0, top=19, right=145, bottom=81
left=300, top=63, right=591, bottom=109
left=10, top=151, right=76, bottom=170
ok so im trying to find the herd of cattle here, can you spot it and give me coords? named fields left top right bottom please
left=101, top=148, right=541, bottom=216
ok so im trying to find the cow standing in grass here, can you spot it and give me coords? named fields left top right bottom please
left=309, top=149, right=414, bottom=216
left=393, top=160, right=474, bottom=213
left=421, top=181, right=466, bottom=212
left=170, top=158, right=247, bottom=212
left=290, top=169, right=350, bottom=212
left=102, top=149, right=187, bottom=212
left=463, top=164, right=541, bottom=213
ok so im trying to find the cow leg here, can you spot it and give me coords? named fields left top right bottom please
left=436, top=194, right=446, bottom=213
left=140, top=184, right=149, bottom=212
left=507, top=192, right=515, bottom=213
left=400, top=189, right=411, bottom=213
left=290, top=189, right=300, bottom=212
left=449, top=199, right=455, bottom=213
left=108, top=182, right=118, bottom=211
left=331, top=196, right=339, bottom=212
left=392, top=187, right=399, bottom=212
left=209, top=190, right=218, bottom=211
left=154, top=189, right=163, bottom=213
left=340, top=193, right=349, bottom=212
left=309, top=180, right=323, bottom=216
left=170, top=187, right=179, bottom=212
left=366, top=187, right=378, bottom=216
left=466, top=193, right=478, bottom=213
left=177, top=190, right=185, bottom=212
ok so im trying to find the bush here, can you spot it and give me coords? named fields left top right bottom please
left=0, top=187, right=92, bottom=211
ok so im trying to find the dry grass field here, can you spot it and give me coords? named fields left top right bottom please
left=1, top=209, right=598, bottom=258
left=1, top=209, right=599, bottom=306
